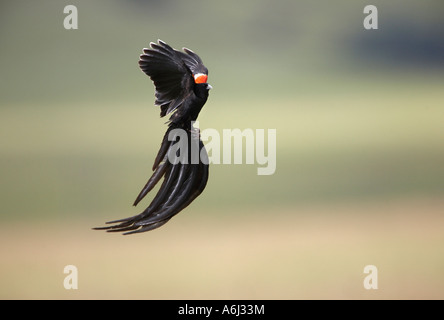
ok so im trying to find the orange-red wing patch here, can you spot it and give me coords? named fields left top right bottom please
left=194, top=73, right=208, bottom=84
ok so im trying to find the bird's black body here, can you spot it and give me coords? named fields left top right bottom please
left=95, top=40, right=211, bottom=234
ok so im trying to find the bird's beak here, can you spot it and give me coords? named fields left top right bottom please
left=206, top=84, right=213, bottom=90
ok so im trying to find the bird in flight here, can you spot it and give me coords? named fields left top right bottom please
left=94, top=40, right=212, bottom=234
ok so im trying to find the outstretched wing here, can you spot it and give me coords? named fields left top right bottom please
left=138, top=40, right=208, bottom=118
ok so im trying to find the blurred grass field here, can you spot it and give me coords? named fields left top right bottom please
left=1, top=0, right=444, bottom=299
left=1, top=199, right=444, bottom=299
left=1, top=87, right=443, bottom=299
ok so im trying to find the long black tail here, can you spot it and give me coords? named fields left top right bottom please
left=94, top=123, right=209, bottom=234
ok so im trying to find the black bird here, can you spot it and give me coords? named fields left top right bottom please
left=94, top=40, right=211, bottom=234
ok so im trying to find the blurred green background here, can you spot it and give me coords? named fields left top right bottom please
left=1, top=0, right=443, bottom=299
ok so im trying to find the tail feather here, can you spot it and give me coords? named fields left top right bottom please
left=94, top=123, right=209, bottom=234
